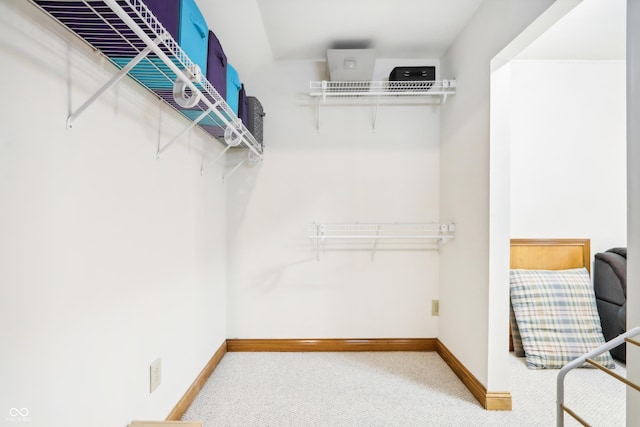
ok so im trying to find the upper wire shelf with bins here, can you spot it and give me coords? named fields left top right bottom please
left=308, top=222, right=456, bottom=260
left=309, top=79, right=456, bottom=130
left=30, top=0, right=262, bottom=180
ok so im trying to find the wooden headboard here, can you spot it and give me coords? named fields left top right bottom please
left=508, top=238, right=591, bottom=351
left=510, top=238, right=591, bottom=273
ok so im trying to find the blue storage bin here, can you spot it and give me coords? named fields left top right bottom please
left=177, top=66, right=243, bottom=131
left=182, top=65, right=242, bottom=136
left=185, top=81, right=246, bottom=137
left=226, top=64, right=242, bottom=115
left=178, top=84, right=245, bottom=139
left=144, top=0, right=209, bottom=77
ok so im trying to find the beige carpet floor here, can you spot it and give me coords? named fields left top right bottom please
left=181, top=351, right=626, bottom=426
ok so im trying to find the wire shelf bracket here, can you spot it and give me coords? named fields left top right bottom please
left=198, top=123, right=261, bottom=182
left=308, top=222, right=456, bottom=260
left=157, top=100, right=219, bottom=159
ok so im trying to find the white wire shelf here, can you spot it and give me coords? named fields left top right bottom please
left=310, top=80, right=456, bottom=101
left=309, top=79, right=455, bottom=130
left=308, top=222, right=455, bottom=260
left=31, top=0, right=262, bottom=179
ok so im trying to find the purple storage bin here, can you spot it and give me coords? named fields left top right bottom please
left=144, top=0, right=209, bottom=76
left=198, top=85, right=247, bottom=140
left=206, top=30, right=227, bottom=100
left=237, top=84, right=249, bottom=127
left=143, top=0, right=180, bottom=41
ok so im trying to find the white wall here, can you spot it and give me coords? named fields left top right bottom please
left=200, top=0, right=443, bottom=340
left=626, top=0, right=640, bottom=420
left=439, top=0, right=560, bottom=392
left=197, top=0, right=272, bottom=80
left=0, top=2, right=227, bottom=426
left=488, top=62, right=514, bottom=394
left=510, top=60, right=627, bottom=255
left=225, top=59, right=442, bottom=339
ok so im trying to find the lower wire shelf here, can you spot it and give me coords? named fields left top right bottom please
left=308, top=222, right=456, bottom=260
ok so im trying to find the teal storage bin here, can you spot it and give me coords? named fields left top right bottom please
left=179, top=109, right=230, bottom=127
left=143, top=0, right=209, bottom=77
left=109, top=57, right=183, bottom=90
left=226, top=64, right=242, bottom=114
left=177, top=0, right=208, bottom=76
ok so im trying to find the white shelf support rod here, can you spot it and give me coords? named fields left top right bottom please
left=372, top=95, right=379, bottom=130
left=157, top=102, right=219, bottom=159
left=318, top=224, right=325, bottom=261
left=316, top=96, right=321, bottom=132
left=437, top=224, right=446, bottom=249
left=315, top=80, right=329, bottom=132
left=200, top=144, right=248, bottom=182
left=321, top=80, right=328, bottom=104
left=372, top=81, right=383, bottom=130
left=222, top=159, right=247, bottom=182
left=200, top=145, right=231, bottom=175
left=222, top=156, right=247, bottom=183
left=201, top=125, right=249, bottom=179
left=371, top=225, right=381, bottom=260
left=66, top=36, right=163, bottom=129
left=441, top=80, right=453, bottom=104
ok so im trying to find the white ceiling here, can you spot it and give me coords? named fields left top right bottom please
left=251, top=0, right=625, bottom=63
left=517, top=0, right=626, bottom=60
left=255, top=0, right=485, bottom=60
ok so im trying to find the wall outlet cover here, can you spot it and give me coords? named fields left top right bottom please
left=431, top=300, right=439, bottom=316
left=150, top=358, right=161, bottom=393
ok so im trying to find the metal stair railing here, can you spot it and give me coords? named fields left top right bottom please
left=557, top=326, right=640, bottom=426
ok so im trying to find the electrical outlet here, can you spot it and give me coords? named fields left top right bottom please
left=431, top=299, right=439, bottom=316
left=150, top=358, right=161, bottom=393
